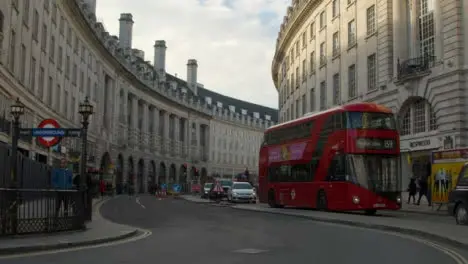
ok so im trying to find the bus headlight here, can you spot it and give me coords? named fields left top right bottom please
left=396, top=196, right=402, bottom=204
left=352, top=196, right=360, bottom=204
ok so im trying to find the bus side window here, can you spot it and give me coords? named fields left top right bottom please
left=268, top=167, right=278, bottom=182
left=309, top=158, right=320, bottom=181
left=291, top=164, right=309, bottom=182
left=327, top=154, right=346, bottom=181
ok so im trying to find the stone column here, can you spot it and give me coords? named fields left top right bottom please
left=409, top=0, right=420, bottom=58
left=205, top=125, right=210, bottom=162
left=174, top=116, right=180, bottom=156
left=196, top=123, right=201, bottom=160
left=152, top=106, right=160, bottom=151
left=130, top=95, right=138, bottom=146
left=184, top=118, right=189, bottom=157
left=163, top=111, right=170, bottom=153
left=121, top=88, right=128, bottom=141
left=142, top=102, right=149, bottom=148
left=432, top=0, right=442, bottom=60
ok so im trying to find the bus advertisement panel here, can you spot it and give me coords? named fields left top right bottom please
left=258, top=102, right=402, bottom=215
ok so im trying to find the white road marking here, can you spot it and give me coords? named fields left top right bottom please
left=233, top=248, right=269, bottom=254
left=135, top=197, right=145, bottom=209
left=0, top=230, right=152, bottom=259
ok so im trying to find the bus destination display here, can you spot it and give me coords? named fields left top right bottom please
left=356, top=138, right=396, bottom=150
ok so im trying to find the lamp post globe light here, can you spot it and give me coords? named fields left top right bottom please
left=78, top=96, right=93, bottom=221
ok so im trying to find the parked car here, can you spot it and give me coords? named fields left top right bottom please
left=227, top=182, right=257, bottom=203
left=201, top=183, right=213, bottom=199
left=448, top=162, right=468, bottom=225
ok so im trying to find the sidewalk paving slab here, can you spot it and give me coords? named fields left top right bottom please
left=0, top=197, right=138, bottom=256
left=400, top=192, right=447, bottom=216
left=180, top=194, right=468, bottom=249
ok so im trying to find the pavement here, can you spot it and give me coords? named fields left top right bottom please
left=400, top=192, right=447, bottom=215
left=0, top=197, right=138, bottom=256
left=2, top=194, right=468, bottom=264
left=181, top=194, right=468, bottom=249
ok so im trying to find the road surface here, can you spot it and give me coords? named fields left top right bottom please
left=2, top=195, right=467, bottom=264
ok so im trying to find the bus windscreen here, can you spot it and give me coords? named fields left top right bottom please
left=347, top=112, right=396, bottom=130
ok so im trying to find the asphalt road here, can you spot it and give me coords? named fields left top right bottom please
left=2, top=195, right=467, bottom=264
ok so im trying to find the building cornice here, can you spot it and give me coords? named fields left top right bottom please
left=271, top=0, right=321, bottom=90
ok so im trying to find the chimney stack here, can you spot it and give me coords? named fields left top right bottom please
left=154, top=40, right=167, bottom=73
left=187, top=59, right=198, bottom=95
left=118, top=13, right=134, bottom=50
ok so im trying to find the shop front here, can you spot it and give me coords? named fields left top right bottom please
left=400, top=137, right=440, bottom=189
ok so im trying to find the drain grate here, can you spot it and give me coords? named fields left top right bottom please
left=233, top=248, right=269, bottom=254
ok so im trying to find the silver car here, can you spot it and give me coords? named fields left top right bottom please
left=227, top=182, right=257, bottom=203
left=201, top=183, right=213, bottom=199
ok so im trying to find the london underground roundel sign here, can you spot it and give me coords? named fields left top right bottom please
left=37, top=119, right=62, bottom=148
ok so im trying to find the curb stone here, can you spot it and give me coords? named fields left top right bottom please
left=0, top=230, right=139, bottom=256
left=229, top=206, right=466, bottom=250
left=180, top=196, right=465, bottom=250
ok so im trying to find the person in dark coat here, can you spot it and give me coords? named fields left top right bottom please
left=407, top=178, right=417, bottom=204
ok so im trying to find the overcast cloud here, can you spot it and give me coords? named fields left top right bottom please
left=95, top=0, right=290, bottom=109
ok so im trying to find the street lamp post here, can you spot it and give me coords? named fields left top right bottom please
left=78, top=97, right=93, bottom=221
left=10, top=98, right=25, bottom=187
left=9, top=97, right=24, bottom=234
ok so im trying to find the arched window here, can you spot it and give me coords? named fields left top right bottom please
left=398, top=97, right=437, bottom=136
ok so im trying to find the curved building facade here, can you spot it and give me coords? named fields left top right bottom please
left=0, top=0, right=277, bottom=192
left=272, top=0, right=468, bottom=187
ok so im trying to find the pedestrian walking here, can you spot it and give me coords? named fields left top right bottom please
left=407, top=178, right=417, bottom=204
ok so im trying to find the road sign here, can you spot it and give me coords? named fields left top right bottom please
left=37, top=119, right=61, bottom=148
left=20, top=128, right=82, bottom=138
left=172, top=184, right=181, bottom=193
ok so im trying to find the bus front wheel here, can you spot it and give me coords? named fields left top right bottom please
left=316, top=190, right=328, bottom=211
left=268, top=189, right=282, bottom=208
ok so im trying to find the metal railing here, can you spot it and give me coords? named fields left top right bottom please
left=397, top=55, right=436, bottom=81
left=0, top=188, right=85, bottom=236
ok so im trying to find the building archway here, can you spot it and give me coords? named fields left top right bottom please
left=137, top=159, right=145, bottom=193
left=159, top=162, right=166, bottom=184
left=398, top=96, right=438, bottom=189
left=148, top=160, right=156, bottom=192
left=100, top=152, right=112, bottom=177
left=179, top=164, right=187, bottom=184
left=398, top=97, right=437, bottom=136
left=116, top=154, right=124, bottom=194
left=128, top=156, right=135, bottom=187
left=100, top=152, right=113, bottom=191
left=169, top=164, right=176, bottom=184
left=201, top=167, right=208, bottom=185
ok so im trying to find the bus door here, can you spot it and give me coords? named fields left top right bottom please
left=325, top=154, right=348, bottom=208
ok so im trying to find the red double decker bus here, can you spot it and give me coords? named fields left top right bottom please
left=258, top=102, right=402, bottom=214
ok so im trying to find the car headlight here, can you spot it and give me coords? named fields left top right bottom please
left=232, top=192, right=238, bottom=196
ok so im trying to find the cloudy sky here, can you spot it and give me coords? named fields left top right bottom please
left=95, top=0, right=290, bottom=109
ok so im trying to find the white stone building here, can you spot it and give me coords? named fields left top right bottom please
left=271, top=0, right=468, bottom=187
left=0, top=0, right=277, bottom=192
